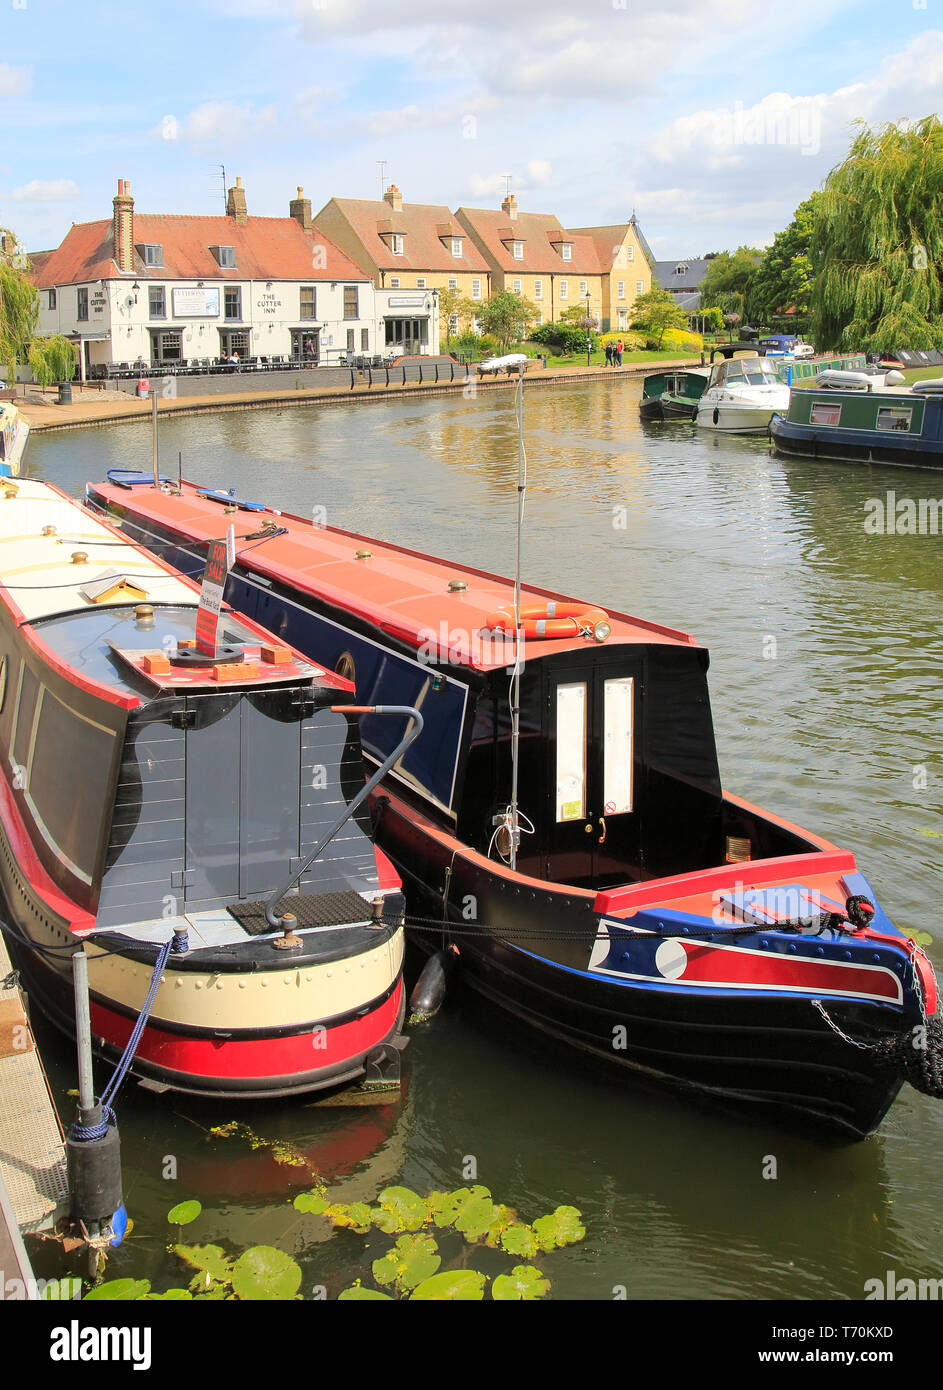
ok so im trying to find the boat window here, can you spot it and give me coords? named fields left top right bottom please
left=875, top=406, right=913, bottom=432
left=603, top=677, right=633, bottom=815
left=743, top=365, right=778, bottom=385
left=555, top=683, right=586, bottom=823
left=810, top=402, right=842, bottom=426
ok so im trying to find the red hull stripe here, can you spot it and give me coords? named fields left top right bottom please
left=88, top=980, right=403, bottom=1081
left=595, top=850, right=858, bottom=917
left=648, top=939, right=902, bottom=1003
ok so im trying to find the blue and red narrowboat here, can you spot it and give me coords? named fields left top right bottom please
left=0, top=479, right=407, bottom=1099
left=85, top=474, right=943, bottom=1136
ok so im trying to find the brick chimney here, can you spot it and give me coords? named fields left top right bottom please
left=289, top=184, right=312, bottom=232
left=384, top=183, right=403, bottom=213
left=226, top=175, right=248, bottom=226
left=113, top=179, right=134, bottom=272
left=501, top=192, right=518, bottom=220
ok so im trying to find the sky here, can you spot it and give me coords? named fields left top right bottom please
left=1, top=0, right=942, bottom=259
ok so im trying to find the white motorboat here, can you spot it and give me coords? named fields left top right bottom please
left=696, top=355, right=791, bottom=434
left=477, top=352, right=529, bottom=375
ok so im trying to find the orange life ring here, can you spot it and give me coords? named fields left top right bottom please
left=485, top=602, right=610, bottom=639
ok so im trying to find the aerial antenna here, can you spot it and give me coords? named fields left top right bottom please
left=211, top=164, right=227, bottom=213
left=502, top=172, right=513, bottom=199
left=377, top=160, right=388, bottom=200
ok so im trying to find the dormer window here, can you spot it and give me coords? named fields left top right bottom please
left=560, top=243, right=572, bottom=261
left=512, top=240, right=524, bottom=260
left=676, top=264, right=686, bottom=275
left=391, top=234, right=404, bottom=256
left=451, top=237, right=463, bottom=257
left=212, top=245, right=236, bottom=268
left=140, top=244, right=163, bottom=267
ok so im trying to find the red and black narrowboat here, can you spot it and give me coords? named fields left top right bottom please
left=85, top=474, right=943, bottom=1136
left=0, top=479, right=407, bottom=1099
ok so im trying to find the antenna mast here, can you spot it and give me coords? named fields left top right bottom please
left=211, top=164, right=227, bottom=213
left=377, top=160, right=388, bottom=200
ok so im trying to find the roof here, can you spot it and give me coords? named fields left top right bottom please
left=90, top=479, right=699, bottom=670
left=673, top=292, right=702, bottom=312
left=455, top=208, right=603, bottom=276
left=318, top=199, right=490, bottom=274
left=653, top=258, right=710, bottom=292
left=29, top=216, right=370, bottom=289
left=568, top=218, right=654, bottom=271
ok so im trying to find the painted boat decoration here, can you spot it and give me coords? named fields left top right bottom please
left=86, top=473, right=943, bottom=1136
left=0, top=402, right=29, bottom=478
left=639, top=368, right=710, bottom=422
left=771, top=376, right=943, bottom=470
left=0, top=479, right=407, bottom=1099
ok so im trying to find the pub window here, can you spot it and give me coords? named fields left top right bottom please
left=148, top=286, right=166, bottom=319
left=224, top=286, right=241, bottom=320
left=343, top=286, right=358, bottom=319
left=346, top=328, right=355, bottom=351
left=76, top=287, right=88, bottom=321
left=216, top=246, right=236, bottom=268
left=48, top=289, right=56, bottom=310
left=300, top=286, right=316, bottom=319
left=361, top=328, right=369, bottom=350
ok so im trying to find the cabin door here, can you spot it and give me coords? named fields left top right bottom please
left=545, top=664, right=641, bottom=890
left=183, top=691, right=301, bottom=904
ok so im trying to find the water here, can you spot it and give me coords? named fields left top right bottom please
left=21, top=377, right=943, bottom=1301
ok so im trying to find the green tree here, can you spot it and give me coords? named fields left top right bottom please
left=750, top=197, right=817, bottom=328
left=0, top=229, right=38, bottom=386
left=699, top=246, right=765, bottom=320
left=812, top=116, right=943, bottom=353
left=630, top=287, right=688, bottom=346
left=28, top=334, right=76, bottom=388
left=476, top=289, right=540, bottom=352
left=437, top=288, right=478, bottom=347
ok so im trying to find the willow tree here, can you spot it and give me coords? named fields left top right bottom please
left=0, top=228, right=38, bottom=385
left=28, top=335, right=76, bottom=388
left=812, top=117, right=943, bottom=352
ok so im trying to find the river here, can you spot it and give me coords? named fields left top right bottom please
left=21, top=375, right=943, bottom=1302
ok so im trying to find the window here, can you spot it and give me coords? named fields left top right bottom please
left=142, top=244, right=163, bottom=267
left=224, top=286, right=241, bottom=320
left=810, top=402, right=842, bottom=427
left=346, top=328, right=355, bottom=351
left=217, top=246, right=236, bottom=268
left=343, top=286, right=358, bottom=319
left=627, top=246, right=634, bottom=261
left=448, top=277, right=457, bottom=291
left=48, top=289, right=56, bottom=310
left=555, top=683, right=586, bottom=823
left=300, top=286, right=316, bottom=319
left=580, top=280, right=588, bottom=296
left=416, top=277, right=426, bottom=289
left=559, top=279, right=568, bottom=299
left=471, top=279, right=481, bottom=299
left=603, top=678, right=634, bottom=815
left=512, top=279, right=522, bottom=294
left=448, top=313, right=458, bottom=334
left=361, top=328, right=369, bottom=351
left=391, top=234, right=404, bottom=256
left=617, top=280, right=625, bottom=299
left=513, top=241, right=524, bottom=260
left=534, top=279, right=542, bottom=300
left=676, top=264, right=686, bottom=275
left=76, top=287, right=88, bottom=321
left=148, top=286, right=166, bottom=319
left=561, top=243, right=572, bottom=261
left=389, top=277, right=400, bottom=288
left=451, top=237, right=463, bottom=257
left=617, top=308, right=629, bottom=329
left=876, top=406, right=913, bottom=432
left=636, top=280, right=643, bottom=294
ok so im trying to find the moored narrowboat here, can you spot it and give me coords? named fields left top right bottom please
left=772, top=376, right=943, bottom=470
left=0, top=401, right=29, bottom=478
left=86, top=474, right=943, bottom=1136
left=0, top=480, right=407, bottom=1098
left=639, top=367, right=710, bottom=421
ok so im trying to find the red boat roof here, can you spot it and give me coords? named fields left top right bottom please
left=92, top=480, right=699, bottom=671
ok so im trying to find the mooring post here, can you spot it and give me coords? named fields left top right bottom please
left=73, top=946, right=95, bottom=1116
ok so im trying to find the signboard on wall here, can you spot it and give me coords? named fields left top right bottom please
left=387, top=295, right=425, bottom=308
left=172, top=287, right=221, bottom=318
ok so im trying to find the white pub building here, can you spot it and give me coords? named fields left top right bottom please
left=32, top=179, right=439, bottom=378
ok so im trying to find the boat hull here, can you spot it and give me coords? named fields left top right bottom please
left=771, top=414, right=943, bottom=470
left=697, top=401, right=781, bottom=434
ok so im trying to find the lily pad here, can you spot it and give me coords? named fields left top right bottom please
left=411, top=1269, right=487, bottom=1300
left=293, top=1190, right=329, bottom=1215
left=492, top=1264, right=551, bottom=1301
left=83, top=1278, right=151, bottom=1301
left=426, top=1189, right=469, bottom=1228
left=324, top=1201, right=373, bottom=1234
left=906, top=929, right=934, bottom=947
left=167, top=1200, right=202, bottom=1226
left=372, top=1185, right=428, bottom=1233
left=483, top=1203, right=516, bottom=1247
left=143, top=1288, right=193, bottom=1300
left=339, top=1281, right=393, bottom=1300
left=533, top=1205, right=585, bottom=1251
left=173, top=1243, right=233, bottom=1284
left=231, top=1245, right=302, bottom=1301
left=372, top=1233, right=440, bottom=1291
left=500, top=1223, right=540, bottom=1259
left=455, top=1191, right=496, bottom=1242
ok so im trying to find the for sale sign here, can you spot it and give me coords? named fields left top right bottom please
left=194, top=530, right=233, bottom=655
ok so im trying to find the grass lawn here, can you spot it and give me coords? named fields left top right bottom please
left=539, top=348, right=702, bottom=371
left=901, top=364, right=943, bottom=384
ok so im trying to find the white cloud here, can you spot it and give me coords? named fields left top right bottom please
left=159, top=101, right=278, bottom=146
left=0, top=63, right=32, bottom=97
left=12, top=179, right=79, bottom=202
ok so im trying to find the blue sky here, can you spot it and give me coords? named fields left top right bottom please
left=2, top=0, right=941, bottom=258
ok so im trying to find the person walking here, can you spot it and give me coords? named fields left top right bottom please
left=615, top=339, right=624, bottom=367
left=604, top=340, right=613, bottom=367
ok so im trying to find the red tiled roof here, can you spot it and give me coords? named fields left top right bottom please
left=456, top=208, right=604, bottom=276
left=29, top=215, right=370, bottom=289
left=320, top=199, right=491, bottom=274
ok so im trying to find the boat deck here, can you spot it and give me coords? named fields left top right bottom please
left=92, top=479, right=700, bottom=668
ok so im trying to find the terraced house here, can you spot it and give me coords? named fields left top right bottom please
left=568, top=215, right=654, bottom=331
left=314, top=186, right=492, bottom=351
left=455, top=195, right=606, bottom=328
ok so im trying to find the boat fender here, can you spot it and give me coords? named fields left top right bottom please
left=713, top=407, right=720, bottom=425
left=407, top=947, right=457, bottom=1025
left=66, top=1104, right=123, bottom=1228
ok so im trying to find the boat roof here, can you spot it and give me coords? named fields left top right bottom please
left=90, top=479, right=700, bottom=669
